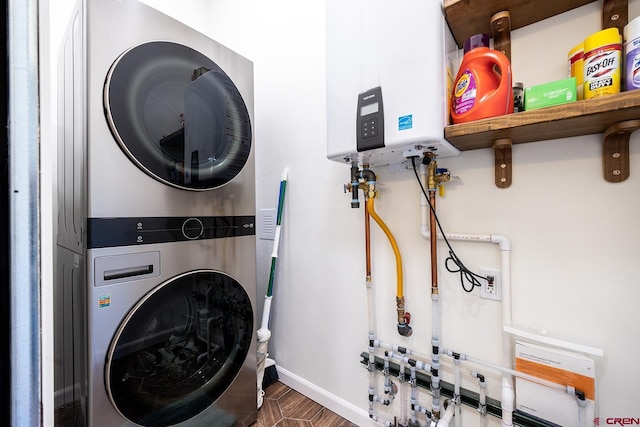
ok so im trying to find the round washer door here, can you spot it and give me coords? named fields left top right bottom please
left=104, top=41, right=252, bottom=190
left=105, top=270, right=253, bottom=426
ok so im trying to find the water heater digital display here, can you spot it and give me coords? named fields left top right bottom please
left=357, top=86, right=384, bottom=152
left=360, top=102, right=379, bottom=116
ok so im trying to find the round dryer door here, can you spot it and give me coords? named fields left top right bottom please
left=105, top=270, right=253, bottom=426
left=104, top=41, right=252, bottom=190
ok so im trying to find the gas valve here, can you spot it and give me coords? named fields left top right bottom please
left=435, top=168, right=451, bottom=196
left=403, top=312, right=412, bottom=325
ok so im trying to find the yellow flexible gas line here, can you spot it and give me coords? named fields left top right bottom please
left=366, top=197, right=403, bottom=298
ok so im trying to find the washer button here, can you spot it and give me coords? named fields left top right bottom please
left=182, top=218, right=204, bottom=240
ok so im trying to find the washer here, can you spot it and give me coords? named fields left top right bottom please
left=87, top=217, right=257, bottom=426
left=55, top=0, right=256, bottom=425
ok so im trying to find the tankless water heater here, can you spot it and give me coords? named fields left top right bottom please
left=326, top=0, right=460, bottom=167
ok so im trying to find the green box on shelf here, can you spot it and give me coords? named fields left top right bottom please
left=524, top=77, right=577, bottom=111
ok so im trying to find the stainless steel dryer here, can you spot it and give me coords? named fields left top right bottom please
left=58, top=0, right=254, bottom=246
left=86, top=217, right=257, bottom=426
left=87, top=0, right=255, bottom=218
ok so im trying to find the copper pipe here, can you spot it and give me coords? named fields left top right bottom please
left=430, top=190, right=438, bottom=295
left=365, top=197, right=372, bottom=278
left=425, top=153, right=439, bottom=296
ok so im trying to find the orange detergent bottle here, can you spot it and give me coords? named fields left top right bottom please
left=451, top=34, right=514, bottom=124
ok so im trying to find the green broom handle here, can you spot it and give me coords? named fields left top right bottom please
left=266, top=168, right=288, bottom=298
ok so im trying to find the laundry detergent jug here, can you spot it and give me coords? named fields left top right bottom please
left=451, top=34, right=513, bottom=124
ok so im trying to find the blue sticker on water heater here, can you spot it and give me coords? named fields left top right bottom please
left=398, top=115, right=413, bottom=131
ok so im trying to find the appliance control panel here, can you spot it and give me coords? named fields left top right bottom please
left=87, top=216, right=255, bottom=248
left=357, top=86, right=384, bottom=152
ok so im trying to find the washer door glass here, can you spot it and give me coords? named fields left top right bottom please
left=104, top=41, right=252, bottom=190
left=106, top=270, right=253, bottom=426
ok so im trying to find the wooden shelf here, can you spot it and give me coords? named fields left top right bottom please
left=442, top=0, right=637, bottom=186
left=444, top=91, right=640, bottom=151
left=443, top=0, right=597, bottom=48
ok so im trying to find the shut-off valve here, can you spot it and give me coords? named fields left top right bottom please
left=423, top=152, right=451, bottom=193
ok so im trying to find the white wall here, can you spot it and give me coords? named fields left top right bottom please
left=41, top=0, right=640, bottom=425
left=200, top=0, right=640, bottom=423
left=197, top=0, right=640, bottom=423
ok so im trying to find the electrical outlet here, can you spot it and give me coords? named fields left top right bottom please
left=479, top=268, right=501, bottom=301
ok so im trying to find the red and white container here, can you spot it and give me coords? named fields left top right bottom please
left=624, top=16, right=640, bottom=91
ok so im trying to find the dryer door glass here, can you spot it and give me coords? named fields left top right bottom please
left=104, top=41, right=252, bottom=190
left=105, top=270, right=253, bottom=425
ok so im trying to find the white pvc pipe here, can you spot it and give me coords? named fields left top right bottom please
left=432, top=293, right=441, bottom=343
left=432, top=294, right=442, bottom=418
left=472, top=372, right=488, bottom=427
left=479, top=379, right=487, bottom=408
left=437, top=401, right=456, bottom=427
left=399, top=359, right=407, bottom=426
left=500, top=376, right=515, bottom=427
left=577, top=396, right=588, bottom=427
left=419, top=164, right=515, bottom=425
left=369, top=412, right=395, bottom=427
left=383, top=353, right=392, bottom=395
left=454, top=358, right=462, bottom=427
left=410, top=366, right=420, bottom=426
left=500, top=250, right=514, bottom=427
left=375, top=340, right=433, bottom=367
left=388, top=352, right=430, bottom=377
left=443, top=350, right=569, bottom=393
left=367, top=279, right=376, bottom=336
left=373, top=394, right=392, bottom=406
left=388, top=350, right=458, bottom=424
left=366, top=278, right=378, bottom=419
left=368, top=338, right=376, bottom=417
left=379, top=335, right=574, bottom=423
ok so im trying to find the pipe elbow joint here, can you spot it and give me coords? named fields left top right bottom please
left=501, top=377, right=515, bottom=420
left=360, top=168, right=376, bottom=183
left=491, top=234, right=512, bottom=251
left=397, top=322, right=413, bottom=337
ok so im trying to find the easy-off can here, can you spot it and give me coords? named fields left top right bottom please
left=568, top=43, right=584, bottom=99
left=624, top=16, right=640, bottom=91
left=583, top=28, right=622, bottom=99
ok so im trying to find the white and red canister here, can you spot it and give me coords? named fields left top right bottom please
left=624, top=16, right=640, bottom=91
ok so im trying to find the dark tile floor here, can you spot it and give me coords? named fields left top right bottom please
left=255, top=381, right=358, bottom=427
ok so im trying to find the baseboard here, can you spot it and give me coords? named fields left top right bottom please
left=276, top=366, right=374, bottom=426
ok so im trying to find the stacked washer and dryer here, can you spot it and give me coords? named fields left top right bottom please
left=55, top=1, right=257, bottom=426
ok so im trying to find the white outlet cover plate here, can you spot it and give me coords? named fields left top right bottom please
left=258, top=208, right=276, bottom=240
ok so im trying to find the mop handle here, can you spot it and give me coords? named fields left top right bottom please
left=260, top=168, right=288, bottom=332
left=266, top=168, right=288, bottom=297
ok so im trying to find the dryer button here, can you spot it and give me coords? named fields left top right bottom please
left=182, top=218, right=204, bottom=240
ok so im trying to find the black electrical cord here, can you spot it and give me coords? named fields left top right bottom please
left=410, top=156, right=488, bottom=292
